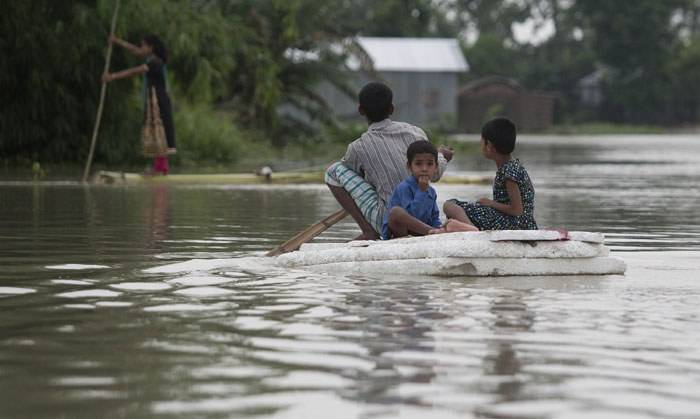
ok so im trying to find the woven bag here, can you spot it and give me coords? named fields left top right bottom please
left=141, top=87, right=168, bottom=157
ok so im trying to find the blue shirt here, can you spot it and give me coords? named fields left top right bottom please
left=381, top=176, right=441, bottom=239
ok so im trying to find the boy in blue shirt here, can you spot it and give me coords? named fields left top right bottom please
left=382, top=141, right=476, bottom=239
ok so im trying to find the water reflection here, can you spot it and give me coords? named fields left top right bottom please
left=342, top=277, right=439, bottom=409
left=485, top=293, right=533, bottom=403
left=146, top=184, right=171, bottom=247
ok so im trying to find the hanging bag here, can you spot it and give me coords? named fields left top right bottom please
left=141, top=87, right=168, bottom=157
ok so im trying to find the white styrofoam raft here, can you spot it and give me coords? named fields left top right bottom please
left=279, top=231, right=626, bottom=277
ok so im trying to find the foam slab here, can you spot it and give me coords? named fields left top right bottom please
left=299, top=231, right=604, bottom=253
left=301, top=257, right=627, bottom=277
left=280, top=240, right=608, bottom=268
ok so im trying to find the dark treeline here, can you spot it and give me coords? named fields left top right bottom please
left=2, top=0, right=700, bottom=165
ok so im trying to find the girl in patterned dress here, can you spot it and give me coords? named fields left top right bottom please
left=443, top=117, right=538, bottom=231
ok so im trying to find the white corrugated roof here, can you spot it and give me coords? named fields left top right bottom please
left=353, top=37, right=469, bottom=73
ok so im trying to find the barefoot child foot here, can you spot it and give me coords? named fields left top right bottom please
left=444, top=219, right=479, bottom=232
left=427, top=226, right=447, bottom=235
left=352, top=232, right=379, bottom=241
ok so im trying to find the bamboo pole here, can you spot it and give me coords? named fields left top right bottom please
left=82, top=0, right=121, bottom=183
left=266, top=209, right=348, bottom=256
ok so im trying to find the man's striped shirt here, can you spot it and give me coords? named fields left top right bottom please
left=341, top=119, right=448, bottom=217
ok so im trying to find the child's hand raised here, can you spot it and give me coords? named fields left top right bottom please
left=438, top=146, right=454, bottom=162
left=417, top=175, right=430, bottom=192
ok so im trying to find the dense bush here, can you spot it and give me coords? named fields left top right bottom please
left=173, top=105, right=242, bottom=166
left=1, top=1, right=116, bottom=162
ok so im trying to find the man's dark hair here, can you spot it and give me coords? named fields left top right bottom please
left=407, top=140, right=438, bottom=164
left=481, top=117, right=516, bottom=154
left=358, top=82, right=393, bottom=122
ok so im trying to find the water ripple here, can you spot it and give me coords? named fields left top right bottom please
left=2, top=136, right=700, bottom=417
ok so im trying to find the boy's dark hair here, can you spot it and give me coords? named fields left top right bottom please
left=358, top=82, right=393, bottom=122
left=481, top=117, right=516, bottom=154
left=143, top=34, right=168, bottom=63
left=407, top=140, right=438, bottom=164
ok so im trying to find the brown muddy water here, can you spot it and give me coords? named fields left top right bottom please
left=1, top=135, right=699, bottom=418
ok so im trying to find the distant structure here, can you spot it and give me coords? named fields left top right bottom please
left=578, top=65, right=611, bottom=119
left=457, top=76, right=556, bottom=132
left=578, top=68, right=607, bottom=107
left=317, top=37, right=469, bottom=129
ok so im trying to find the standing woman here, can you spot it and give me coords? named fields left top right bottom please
left=102, top=34, right=176, bottom=175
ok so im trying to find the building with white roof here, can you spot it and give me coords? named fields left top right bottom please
left=316, top=37, right=469, bottom=129
left=348, top=37, right=468, bottom=73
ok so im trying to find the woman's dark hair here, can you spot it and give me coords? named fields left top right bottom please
left=481, top=117, right=516, bottom=154
left=358, top=82, right=393, bottom=122
left=143, top=34, right=168, bottom=63
left=407, top=140, right=438, bottom=164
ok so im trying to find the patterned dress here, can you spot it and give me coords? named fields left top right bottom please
left=448, top=159, right=538, bottom=230
left=144, top=56, right=175, bottom=148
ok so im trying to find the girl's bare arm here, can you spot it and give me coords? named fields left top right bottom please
left=110, top=35, right=144, bottom=57
left=103, top=64, right=148, bottom=83
left=479, top=179, right=524, bottom=216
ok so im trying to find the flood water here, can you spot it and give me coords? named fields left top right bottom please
left=1, top=135, right=699, bottom=418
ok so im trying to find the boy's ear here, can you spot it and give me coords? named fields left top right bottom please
left=358, top=106, right=366, bottom=116
left=388, top=104, right=394, bottom=116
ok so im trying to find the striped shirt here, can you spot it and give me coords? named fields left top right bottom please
left=342, top=119, right=448, bottom=216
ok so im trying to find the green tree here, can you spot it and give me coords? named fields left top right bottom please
left=517, top=1, right=597, bottom=121
left=1, top=1, right=113, bottom=162
left=451, top=0, right=532, bottom=42
left=465, top=34, right=523, bottom=77
left=667, top=38, right=700, bottom=121
left=575, top=0, right=685, bottom=123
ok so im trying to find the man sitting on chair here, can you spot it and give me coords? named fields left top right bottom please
left=325, top=82, right=452, bottom=240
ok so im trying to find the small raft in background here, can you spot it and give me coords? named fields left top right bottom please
left=276, top=230, right=627, bottom=277
left=93, top=170, right=324, bottom=185
left=92, top=170, right=491, bottom=185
